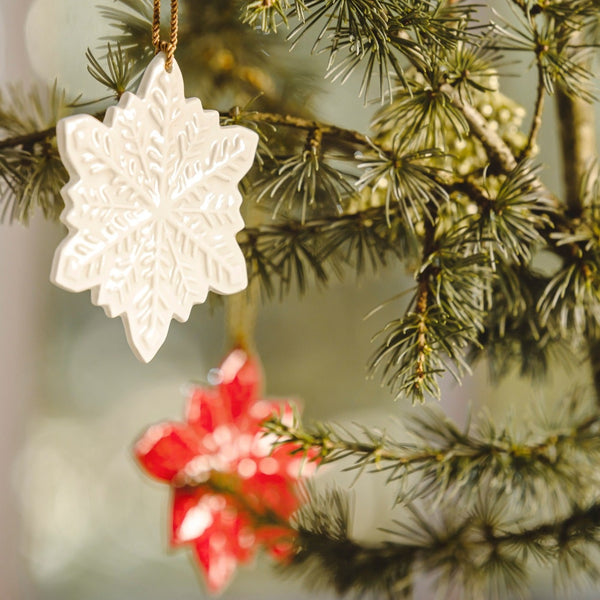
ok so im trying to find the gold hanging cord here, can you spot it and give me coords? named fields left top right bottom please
left=152, top=0, right=179, bottom=71
left=226, top=284, right=259, bottom=354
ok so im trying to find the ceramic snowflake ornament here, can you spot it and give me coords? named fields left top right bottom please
left=51, top=52, right=258, bottom=362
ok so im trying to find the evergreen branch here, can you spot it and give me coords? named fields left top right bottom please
left=242, top=0, right=475, bottom=100
left=102, top=0, right=317, bottom=113
left=291, top=489, right=417, bottom=599
left=238, top=202, right=415, bottom=299
left=85, top=43, right=138, bottom=98
left=369, top=216, right=491, bottom=403
left=0, top=126, right=56, bottom=152
left=0, top=108, right=373, bottom=159
left=253, top=127, right=357, bottom=223
left=492, top=9, right=596, bottom=101
left=413, top=278, right=431, bottom=400
left=291, top=489, right=600, bottom=599
left=0, top=83, right=74, bottom=222
left=368, top=212, right=439, bottom=402
left=537, top=237, right=600, bottom=336
left=356, top=137, right=448, bottom=228
left=467, top=161, right=551, bottom=266
left=241, top=0, right=307, bottom=33
left=374, top=66, right=470, bottom=150
left=509, top=0, right=545, bottom=161
left=266, top=402, right=600, bottom=505
left=471, top=262, right=568, bottom=381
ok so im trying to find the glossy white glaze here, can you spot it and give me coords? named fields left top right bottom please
left=51, top=53, right=258, bottom=362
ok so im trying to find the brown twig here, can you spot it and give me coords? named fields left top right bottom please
left=240, top=109, right=371, bottom=147
left=0, top=126, right=56, bottom=151
left=441, top=83, right=518, bottom=174
left=554, top=35, right=599, bottom=400
left=556, top=88, right=597, bottom=215
left=520, top=62, right=546, bottom=161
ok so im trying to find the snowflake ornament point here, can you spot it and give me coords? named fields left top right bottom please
left=51, top=52, right=258, bottom=362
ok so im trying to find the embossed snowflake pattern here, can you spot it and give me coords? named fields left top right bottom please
left=51, top=53, right=258, bottom=362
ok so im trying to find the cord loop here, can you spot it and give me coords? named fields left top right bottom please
left=152, top=0, right=179, bottom=71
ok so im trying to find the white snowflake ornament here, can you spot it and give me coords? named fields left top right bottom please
left=51, top=53, right=258, bottom=362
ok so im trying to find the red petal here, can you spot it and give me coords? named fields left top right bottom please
left=134, top=422, right=200, bottom=482
left=185, top=350, right=263, bottom=433
left=172, top=487, right=210, bottom=546
left=218, top=349, right=262, bottom=422
left=247, top=399, right=280, bottom=423
left=190, top=502, right=256, bottom=593
left=185, top=388, right=226, bottom=434
left=193, top=542, right=239, bottom=594
left=255, top=525, right=297, bottom=562
left=242, top=473, right=300, bottom=520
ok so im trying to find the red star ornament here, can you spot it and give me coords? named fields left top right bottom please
left=135, top=349, right=317, bottom=593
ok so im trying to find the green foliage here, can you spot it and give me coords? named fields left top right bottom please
left=254, top=131, right=357, bottom=223
left=0, top=84, right=70, bottom=222
left=494, top=4, right=596, bottom=99
left=471, top=263, right=567, bottom=380
left=468, top=162, right=550, bottom=266
left=272, top=396, right=600, bottom=598
left=356, top=138, right=448, bottom=227
left=370, top=302, right=473, bottom=401
left=99, top=0, right=154, bottom=74
left=241, top=0, right=307, bottom=33
left=291, top=481, right=600, bottom=599
left=374, top=65, right=470, bottom=149
left=101, top=0, right=316, bottom=113
left=369, top=230, right=491, bottom=402
left=269, top=395, right=600, bottom=505
left=242, top=0, right=476, bottom=99
left=85, top=43, right=139, bottom=99
left=1, top=0, right=595, bottom=394
left=239, top=202, right=414, bottom=299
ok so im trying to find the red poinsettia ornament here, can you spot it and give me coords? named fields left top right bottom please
left=135, top=349, right=315, bottom=593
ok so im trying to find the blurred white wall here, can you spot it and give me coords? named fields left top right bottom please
left=0, top=3, right=41, bottom=599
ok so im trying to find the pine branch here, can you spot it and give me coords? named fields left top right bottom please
left=291, top=489, right=600, bottom=599
left=238, top=201, right=415, bottom=299
left=241, top=0, right=307, bottom=33
left=471, top=262, right=569, bottom=380
left=267, top=397, right=600, bottom=504
left=241, top=0, right=476, bottom=100
left=0, top=84, right=74, bottom=222
left=368, top=207, right=495, bottom=402
left=0, top=108, right=371, bottom=155
left=0, top=126, right=56, bottom=151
